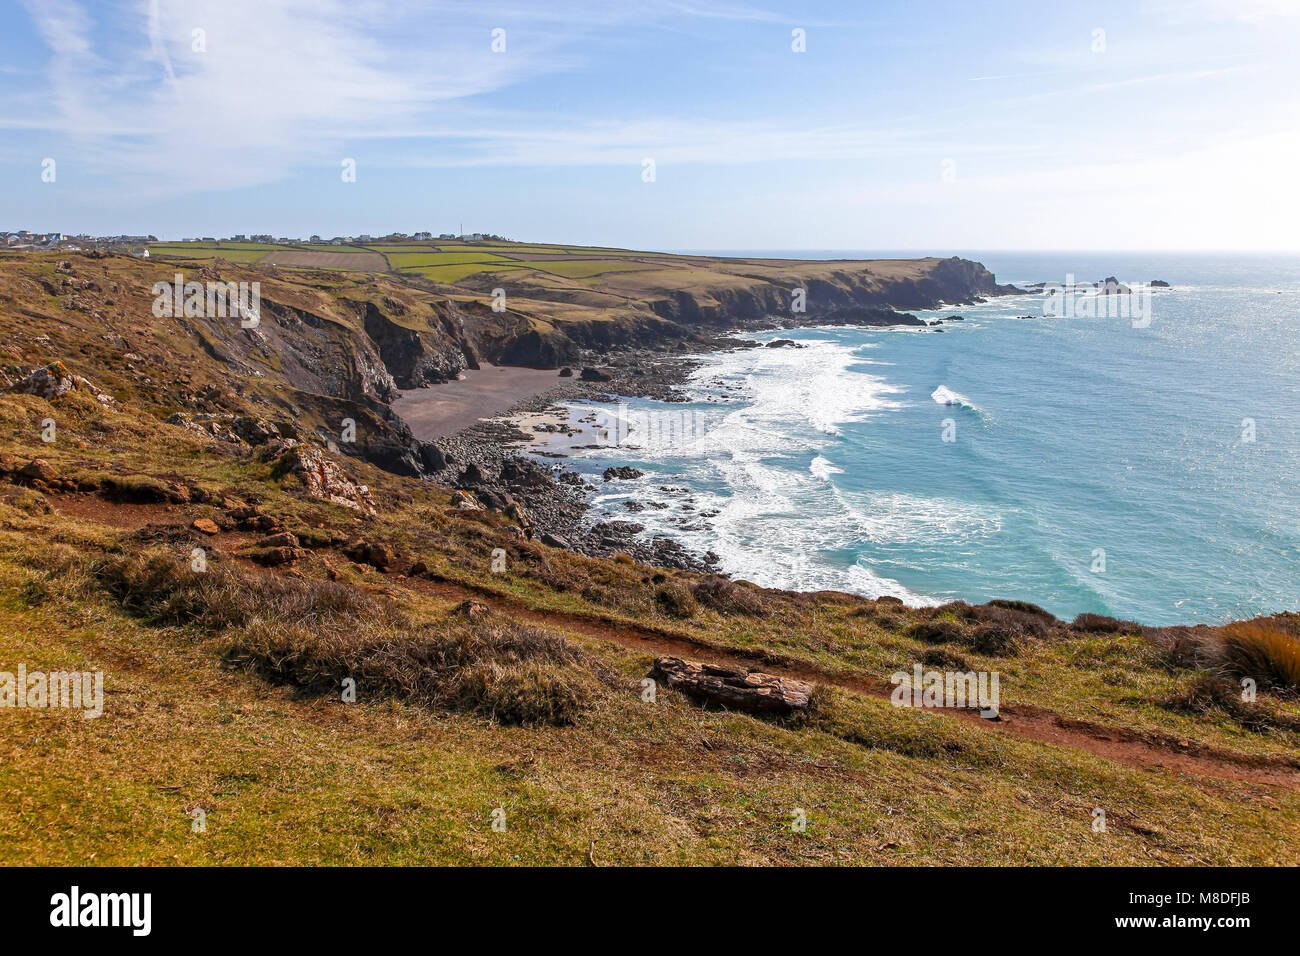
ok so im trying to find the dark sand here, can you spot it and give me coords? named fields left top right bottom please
left=394, top=364, right=564, bottom=440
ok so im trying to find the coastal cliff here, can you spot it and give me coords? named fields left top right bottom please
left=457, top=254, right=1019, bottom=368
left=0, top=249, right=1014, bottom=483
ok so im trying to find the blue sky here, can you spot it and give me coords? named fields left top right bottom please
left=2, top=0, right=1298, bottom=249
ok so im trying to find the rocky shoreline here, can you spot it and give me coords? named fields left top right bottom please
left=420, top=341, right=720, bottom=570
left=415, top=306, right=984, bottom=573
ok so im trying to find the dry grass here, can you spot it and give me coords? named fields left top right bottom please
left=225, top=614, right=609, bottom=726
left=691, top=575, right=768, bottom=616
left=1216, top=617, right=1300, bottom=692
left=93, top=550, right=612, bottom=725
left=95, top=551, right=394, bottom=631
left=1163, top=673, right=1300, bottom=732
left=654, top=580, right=698, bottom=619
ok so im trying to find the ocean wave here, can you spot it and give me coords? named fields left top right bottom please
left=844, top=564, right=941, bottom=606
left=931, top=385, right=981, bottom=412
left=579, top=445, right=997, bottom=608
left=834, top=489, right=1003, bottom=545
left=809, top=455, right=843, bottom=480
left=685, top=338, right=903, bottom=441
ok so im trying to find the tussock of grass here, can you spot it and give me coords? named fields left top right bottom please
left=908, top=606, right=1027, bottom=657
left=226, top=614, right=607, bottom=726
left=91, top=550, right=612, bottom=724
left=691, top=575, right=767, bottom=616
left=96, top=551, right=394, bottom=630
left=655, top=581, right=698, bottom=619
left=0, top=486, right=50, bottom=516
left=1072, top=612, right=1141, bottom=634
left=920, top=648, right=972, bottom=671
left=99, top=474, right=184, bottom=503
left=1216, top=617, right=1300, bottom=691
left=1145, top=625, right=1216, bottom=671
left=986, top=599, right=1055, bottom=619
left=1163, top=673, right=1300, bottom=733
left=907, top=619, right=965, bottom=644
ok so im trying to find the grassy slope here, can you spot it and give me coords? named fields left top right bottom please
left=142, top=239, right=938, bottom=328
left=0, top=383, right=1298, bottom=865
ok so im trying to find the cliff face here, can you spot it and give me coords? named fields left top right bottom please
left=360, top=300, right=479, bottom=389
left=646, top=258, right=1012, bottom=325
left=483, top=256, right=1018, bottom=366
left=0, top=251, right=1016, bottom=481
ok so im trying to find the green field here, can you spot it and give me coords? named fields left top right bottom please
left=140, top=238, right=946, bottom=327
left=296, top=243, right=376, bottom=254
left=400, top=262, right=525, bottom=283
left=148, top=243, right=273, bottom=263
left=386, top=251, right=512, bottom=268
left=514, top=259, right=660, bottom=278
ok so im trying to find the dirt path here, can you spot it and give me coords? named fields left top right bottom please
left=412, top=573, right=1300, bottom=789
left=49, top=494, right=1300, bottom=790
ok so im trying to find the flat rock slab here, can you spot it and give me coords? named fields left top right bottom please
left=650, top=656, right=813, bottom=715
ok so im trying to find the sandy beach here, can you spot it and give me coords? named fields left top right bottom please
left=394, top=364, right=566, bottom=440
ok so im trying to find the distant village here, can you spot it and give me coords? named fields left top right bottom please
left=1, top=230, right=506, bottom=252
left=0, top=230, right=148, bottom=251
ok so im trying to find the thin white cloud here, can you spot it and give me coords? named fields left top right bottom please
left=145, top=0, right=175, bottom=82
left=21, top=0, right=94, bottom=56
left=18, top=0, right=593, bottom=194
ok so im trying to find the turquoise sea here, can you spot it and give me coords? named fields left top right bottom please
left=535, top=252, right=1300, bottom=626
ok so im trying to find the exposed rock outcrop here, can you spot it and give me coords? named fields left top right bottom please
left=361, top=301, right=478, bottom=388
left=650, top=657, right=814, bottom=715
left=8, top=362, right=115, bottom=405
left=272, top=446, right=377, bottom=515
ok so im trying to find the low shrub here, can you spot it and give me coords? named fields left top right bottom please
left=96, top=551, right=397, bottom=630
left=655, top=581, right=698, bottom=619
left=986, top=599, right=1055, bottom=620
left=907, top=620, right=965, bottom=645
left=1145, top=626, right=1215, bottom=671
left=691, top=575, right=767, bottom=616
left=968, top=624, right=1020, bottom=657
left=96, top=550, right=609, bottom=725
left=226, top=614, right=605, bottom=726
left=962, top=602, right=1052, bottom=638
left=1071, top=613, right=1140, bottom=634
left=1216, top=617, right=1300, bottom=692
left=920, top=648, right=971, bottom=671
left=1163, top=673, right=1300, bottom=732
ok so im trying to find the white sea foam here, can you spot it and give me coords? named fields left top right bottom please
left=809, top=455, right=843, bottom=480
left=931, top=385, right=980, bottom=411
left=687, top=338, right=903, bottom=440
left=844, top=564, right=941, bottom=606
left=563, top=335, right=999, bottom=607
left=834, top=489, right=1002, bottom=545
left=582, top=443, right=995, bottom=607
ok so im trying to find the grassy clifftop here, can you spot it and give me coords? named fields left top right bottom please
left=140, top=240, right=1016, bottom=357
left=1, top=248, right=1297, bottom=865
left=1, top=344, right=1299, bottom=864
